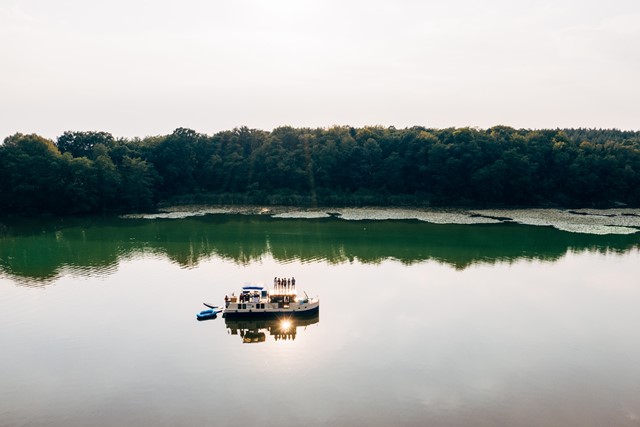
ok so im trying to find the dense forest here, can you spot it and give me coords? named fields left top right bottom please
left=1, top=126, right=639, bottom=215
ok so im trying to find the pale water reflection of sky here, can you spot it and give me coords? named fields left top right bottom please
left=2, top=0, right=639, bottom=139
left=1, top=249, right=639, bottom=426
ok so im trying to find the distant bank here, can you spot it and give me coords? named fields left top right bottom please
left=1, top=126, right=639, bottom=216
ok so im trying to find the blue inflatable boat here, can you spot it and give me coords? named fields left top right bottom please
left=196, top=304, right=222, bottom=321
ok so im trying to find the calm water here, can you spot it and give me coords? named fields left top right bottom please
left=1, top=214, right=640, bottom=427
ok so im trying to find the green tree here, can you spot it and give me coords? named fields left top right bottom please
left=0, top=133, right=64, bottom=214
left=57, top=131, right=115, bottom=158
left=60, top=154, right=99, bottom=213
left=119, top=156, right=158, bottom=211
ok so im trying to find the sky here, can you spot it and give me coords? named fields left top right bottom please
left=1, top=0, right=639, bottom=140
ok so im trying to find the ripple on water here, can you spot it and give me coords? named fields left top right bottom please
left=473, top=209, right=640, bottom=235
left=119, top=205, right=640, bottom=235
left=271, top=211, right=332, bottom=219
left=334, top=208, right=500, bottom=224
left=120, top=207, right=235, bottom=220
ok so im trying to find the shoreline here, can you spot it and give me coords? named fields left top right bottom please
left=122, top=204, right=640, bottom=235
left=3, top=205, right=639, bottom=236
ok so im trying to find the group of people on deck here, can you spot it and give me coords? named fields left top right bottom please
left=274, top=276, right=295, bottom=293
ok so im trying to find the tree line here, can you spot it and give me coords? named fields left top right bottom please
left=1, top=126, right=639, bottom=215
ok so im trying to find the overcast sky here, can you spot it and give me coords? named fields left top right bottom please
left=1, top=0, right=639, bottom=139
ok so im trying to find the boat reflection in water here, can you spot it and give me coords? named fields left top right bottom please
left=224, top=314, right=319, bottom=344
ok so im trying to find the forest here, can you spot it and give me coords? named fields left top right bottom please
left=1, top=126, right=639, bottom=215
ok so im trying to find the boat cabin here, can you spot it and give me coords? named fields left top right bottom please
left=223, top=281, right=319, bottom=318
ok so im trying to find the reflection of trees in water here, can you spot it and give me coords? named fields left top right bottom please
left=1, top=214, right=639, bottom=285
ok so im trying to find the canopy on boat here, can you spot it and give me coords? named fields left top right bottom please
left=242, top=285, right=264, bottom=291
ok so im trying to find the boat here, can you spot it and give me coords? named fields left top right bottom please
left=196, top=304, right=222, bottom=321
left=222, top=279, right=319, bottom=319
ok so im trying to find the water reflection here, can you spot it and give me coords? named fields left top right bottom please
left=225, top=314, right=320, bottom=344
left=1, top=222, right=639, bottom=427
left=1, top=214, right=639, bottom=285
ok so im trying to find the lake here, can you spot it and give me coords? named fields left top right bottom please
left=1, top=208, right=640, bottom=427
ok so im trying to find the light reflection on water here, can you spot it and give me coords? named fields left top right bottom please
left=224, top=315, right=320, bottom=344
left=0, top=217, right=639, bottom=426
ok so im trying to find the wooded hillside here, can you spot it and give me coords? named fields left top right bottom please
left=1, top=126, right=639, bottom=214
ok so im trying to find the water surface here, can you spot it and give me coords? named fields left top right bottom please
left=1, top=213, right=639, bottom=426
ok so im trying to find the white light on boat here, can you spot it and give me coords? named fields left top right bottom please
left=280, top=319, right=292, bottom=332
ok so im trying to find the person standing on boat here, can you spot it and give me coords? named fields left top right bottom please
left=291, top=277, right=295, bottom=290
